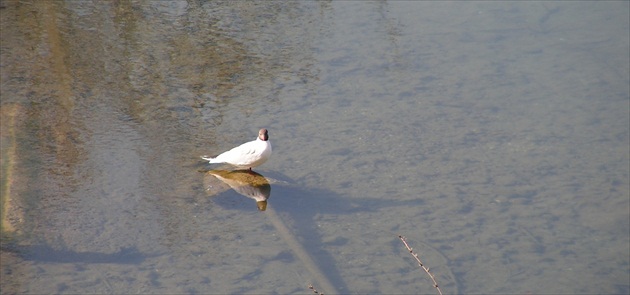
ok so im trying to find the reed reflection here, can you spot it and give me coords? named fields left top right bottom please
left=205, top=169, right=270, bottom=211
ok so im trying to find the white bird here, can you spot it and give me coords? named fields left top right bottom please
left=201, top=129, right=272, bottom=170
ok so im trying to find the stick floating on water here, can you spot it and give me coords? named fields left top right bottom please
left=399, top=235, right=443, bottom=295
left=308, top=284, right=324, bottom=295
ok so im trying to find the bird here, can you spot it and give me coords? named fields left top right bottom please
left=201, top=128, right=272, bottom=170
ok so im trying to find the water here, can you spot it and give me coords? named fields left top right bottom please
left=1, top=1, right=628, bottom=294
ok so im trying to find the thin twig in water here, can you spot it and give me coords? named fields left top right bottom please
left=308, top=284, right=324, bottom=295
left=399, top=235, right=443, bottom=295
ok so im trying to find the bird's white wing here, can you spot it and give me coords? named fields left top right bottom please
left=214, top=140, right=263, bottom=165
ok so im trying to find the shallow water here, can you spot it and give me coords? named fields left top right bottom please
left=1, top=1, right=629, bottom=294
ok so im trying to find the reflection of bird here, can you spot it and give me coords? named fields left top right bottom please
left=202, top=129, right=272, bottom=170
left=207, top=169, right=270, bottom=211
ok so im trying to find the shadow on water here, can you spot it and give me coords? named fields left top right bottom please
left=203, top=167, right=430, bottom=293
left=270, top=176, right=432, bottom=293
left=204, top=168, right=424, bottom=214
left=0, top=243, right=156, bottom=264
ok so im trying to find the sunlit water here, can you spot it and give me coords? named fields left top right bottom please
left=1, top=1, right=628, bottom=294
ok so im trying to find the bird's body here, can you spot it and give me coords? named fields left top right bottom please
left=202, top=129, right=272, bottom=169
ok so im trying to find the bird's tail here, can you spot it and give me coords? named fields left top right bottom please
left=201, top=155, right=215, bottom=162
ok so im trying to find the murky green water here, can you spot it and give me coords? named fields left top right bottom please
left=1, top=1, right=628, bottom=294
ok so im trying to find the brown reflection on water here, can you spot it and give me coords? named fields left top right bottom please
left=2, top=1, right=82, bottom=172
left=1, top=0, right=303, bottom=234
left=205, top=169, right=271, bottom=211
left=1, top=1, right=323, bottom=293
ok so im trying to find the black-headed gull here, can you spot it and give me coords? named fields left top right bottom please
left=201, top=129, right=272, bottom=170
